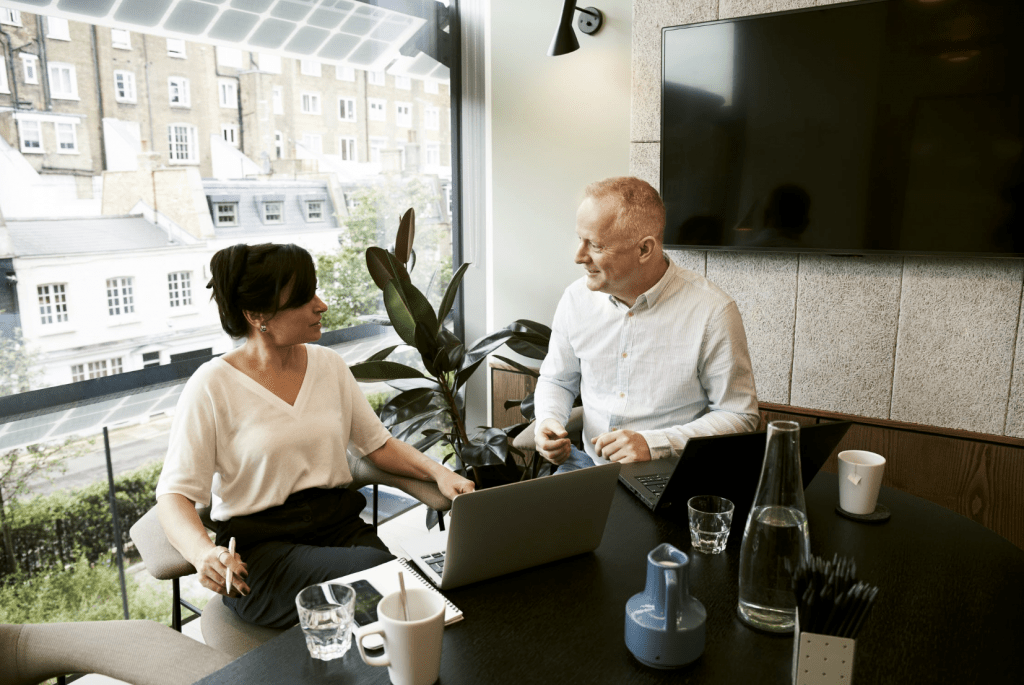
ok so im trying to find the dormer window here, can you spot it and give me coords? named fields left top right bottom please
left=214, top=202, right=238, bottom=226
left=263, top=201, right=283, bottom=224
left=305, top=200, right=324, bottom=222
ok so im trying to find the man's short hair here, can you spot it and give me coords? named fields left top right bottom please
left=583, top=177, right=666, bottom=244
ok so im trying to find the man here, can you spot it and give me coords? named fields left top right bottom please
left=534, top=177, right=759, bottom=472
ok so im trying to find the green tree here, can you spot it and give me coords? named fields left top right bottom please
left=0, top=320, right=37, bottom=397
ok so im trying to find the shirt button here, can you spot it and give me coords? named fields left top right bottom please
left=628, top=312, right=634, bottom=317
left=620, top=393, right=625, bottom=398
left=622, top=353, right=627, bottom=358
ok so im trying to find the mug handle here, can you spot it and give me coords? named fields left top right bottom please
left=355, top=622, right=389, bottom=667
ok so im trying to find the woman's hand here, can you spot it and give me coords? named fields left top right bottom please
left=435, top=468, right=475, bottom=501
left=194, top=545, right=250, bottom=597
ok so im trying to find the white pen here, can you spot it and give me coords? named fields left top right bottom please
left=225, top=536, right=236, bottom=595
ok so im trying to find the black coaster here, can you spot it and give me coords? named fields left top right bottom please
left=835, top=503, right=891, bottom=523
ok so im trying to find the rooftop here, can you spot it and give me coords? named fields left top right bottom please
left=4, top=216, right=180, bottom=257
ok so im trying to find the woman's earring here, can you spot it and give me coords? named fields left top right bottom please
left=260, top=324, right=267, bottom=333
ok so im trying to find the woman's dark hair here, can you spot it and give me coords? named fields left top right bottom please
left=207, top=243, right=317, bottom=338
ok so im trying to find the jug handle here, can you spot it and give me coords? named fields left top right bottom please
left=663, top=568, right=678, bottom=630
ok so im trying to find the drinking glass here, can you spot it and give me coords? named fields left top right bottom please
left=296, top=582, right=356, bottom=661
left=687, top=495, right=735, bottom=554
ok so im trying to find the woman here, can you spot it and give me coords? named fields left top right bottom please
left=156, top=243, right=473, bottom=628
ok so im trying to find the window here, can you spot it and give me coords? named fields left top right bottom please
left=395, top=75, right=411, bottom=90
left=46, top=16, right=71, bottom=39
left=21, top=54, right=38, bottom=84
left=0, top=56, right=7, bottom=94
left=111, top=29, right=131, bottom=50
left=337, top=66, right=355, bottom=81
left=424, top=79, right=439, bottom=94
left=339, top=137, right=356, bottom=161
left=275, top=130, right=283, bottom=159
left=82, top=358, right=123, bottom=379
left=38, top=284, right=68, bottom=324
left=167, top=38, right=186, bottom=58
left=213, top=202, right=238, bottom=226
left=48, top=63, right=78, bottom=100
left=444, top=184, right=453, bottom=215
left=369, top=137, right=387, bottom=164
left=56, top=122, right=78, bottom=153
left=396, top=103, right=412, bottom=128
left=262, top=201, right=283, bottom=224
left=259, top=53, right=281, bottom=73
left=114, top=70, right=136, bottom=103
left=70, top=365, right=84, bottom=383
left=168, top=77, right=190, bottom=107
left=425, top=143, right=440, bottom=168
left=106, top=277, right=135, bottom=316
left=167, top=124, right=198, bottom=163
left=216, top=47, right=242, bottom=68
left=368, top=70, right=386, bottom=86
left=1, top=9, right=21, bottom=26
left=301, top=92, right=321, bottom=115
left=219, top=79, right=238, bottom=108
left=424, top=106, right=440, bottom=131
left=19, top=120, right=42, bottom=153
left=273, top=86, right=283, bottom=115
left=168, top=272, right=192, bottom=308
left=221, top=123, right=238, bottom=146
left=142, top=351, right=160, bottom=368
left=368, top=98, right=386, bottom=121
left=300, top=59, right=321, bottom=77
left=305, top=200, right=324, bottom=222
left=301, top=133, right=322, bottom=155
left=339, top=97, right=356, bottom=121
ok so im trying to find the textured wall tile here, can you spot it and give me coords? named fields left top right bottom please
left=791, top=255, right=902, bottom=418
left=891, top=258, right=1024, bottom=434
left=666, top=249, right=706, bottom=275
left=706, top=251, right=799, bottom=404
left=631, top=0, right=717, bottom=143
left=720, top=0, right=818, bottom=19
left=629, top=142, right=660, bottom=191
left=1004, top=310, right=1024, bottom=438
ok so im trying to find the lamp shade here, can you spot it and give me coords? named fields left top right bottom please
left=548, top=0, right=580, bottom=56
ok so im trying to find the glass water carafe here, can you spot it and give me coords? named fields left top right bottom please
left=737, top=420, right=811, bottom=633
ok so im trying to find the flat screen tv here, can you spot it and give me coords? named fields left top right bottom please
left=661, top=0, right=1024, bottom=257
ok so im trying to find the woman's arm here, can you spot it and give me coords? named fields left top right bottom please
left=364, top=438, right=475, bottom=500
left=156, top=493, right=249, bottom=597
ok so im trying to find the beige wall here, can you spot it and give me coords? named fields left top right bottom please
left=631, top=0, right=1024, bottom=438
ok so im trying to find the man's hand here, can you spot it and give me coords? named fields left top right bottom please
left=195, top=545, right=249, bottom=597
left=535, top=419, right=572, bottom=465
left=592, top=429, right=651, bottom=463
left=435, top=468, right=475, bottom=501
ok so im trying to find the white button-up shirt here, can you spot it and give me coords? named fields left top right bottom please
left=534, top=259, right=759, bottom=462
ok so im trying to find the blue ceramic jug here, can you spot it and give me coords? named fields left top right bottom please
left=625, top=543, right=706, bottom=669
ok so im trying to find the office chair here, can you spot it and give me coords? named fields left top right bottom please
left=130, top=451, right=452, bottom=659
left=0, top=619, right=233, bottom=685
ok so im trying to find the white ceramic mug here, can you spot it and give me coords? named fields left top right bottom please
left=355, top=588, right=445, bottom=685
left=838, top=450, right=886, bottom=515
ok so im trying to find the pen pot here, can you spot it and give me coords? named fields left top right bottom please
left=792, top=610, right=856, bottom=685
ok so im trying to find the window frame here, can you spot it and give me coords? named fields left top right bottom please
left=105, top=277, right=136, bottom=318
left=111, top=28, right=131, bottom=50
left=300, top=59, right=322, bottom=77
left=259, top=52, right=281, bottom=73
left=262, top=201, right=284, bottom=224
left=168, top=77, right=191, bottom=108
left=339, top=97, right=356, bottom=122
left=21, top=54, right=38, bottom=85
left=304, top=200, right=325, bottom=222
left=368, top=70, right=386, bottom=86
left=336, top=66, right=355, bottom=81
left=19, top=119, right=42, bottom=153
left=425, top=105, right=440, bottom=131
left=339, top=136, right=357, bottom=162
left=167, top=38, right=187, bottom=58
left=47, top=16, right=70, bottom=40
left=273, top=86, right=283, bottom=115
left=300, top=91, right=322, bottom=115
left=48, top=62, right=79, bottom=100
left=301, top=133, right=323, bottom=156
left=0, top=55, right=8, bottom=94
left=368, top=98, right=386, bottom=122
left=425, top=142, right=441, bottom=168
left=168, top=271, right=193, bottom=309
left=0, top=9, right=22, bottom=26
left=213, top=202, right=238, bottom=227
left=395, top=75, right=411, bottom=90
left=424, top=79, right=439, bottom=94
left=37, top=283, right=69, bottom=325
left=218, top=78, right=238, bottom=109
left=220, top=123, right=238, bottom=147
left=167, top=123, right=199, bottom=164
left=396, top=101, right=412, bottom=128
left=113, top=70, right=137, bottom=103
left=369, top=136, right=388, bottom=164
left=55, top=122, right=78, bottom=154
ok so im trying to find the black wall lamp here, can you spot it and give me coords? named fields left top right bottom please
left=548, top=1, right=604, bottom=56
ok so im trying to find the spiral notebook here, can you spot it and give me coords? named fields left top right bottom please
left=337, top=557, right=463, bottom=625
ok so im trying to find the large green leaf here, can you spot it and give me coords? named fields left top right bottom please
left=453, top=355, right=486, bottom=391
left=349, top=360, right=426, bottom=382
left=385, top=251, right=438, bottom=334
left=437, top=262, right=470, bottom=331
left=382, top=280, right=418, bottom=346
left=395, top=208, right=416, bottom=266
left=464, top=328, right=515, bottom=367
left=386, top=377, right=442, bottom=393
left=413, top=430, right=448, bottom=453
left=393, top=408, right=446, bottom=443
left=379, top=388, right=440, bottom=426
left=366, top=246, right=395, bottom=290
left=493, top=354, right=539, bottom=378
left=505, top=319, right=552, bottom=359
left=366, top=345, right=401, bottom=362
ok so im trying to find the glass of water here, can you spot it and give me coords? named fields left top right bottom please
left=687, top=496, right=735, bottom=554
left=296, top=582, right=356, bottom=661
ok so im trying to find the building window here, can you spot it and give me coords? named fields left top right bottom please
left=262, top=201, right=283, bottom=224
left=339, top=137, right=356, bottom=161
left=38, top=284, right=68, bottom=324
left=1, top=9, right=22, bottom=26
left=167, top=38, right=186, bottom=58
left=0, top=56, right=8, bottom=94
left=339, top=97, right=356, bottom=121
left=48, top=63, right=78, bottom=100
left=106, top=277, right=135, bottom=317
left=142, top=351, right=160, bottom=368
left=395, top=75, right=411, bottom=90
left=368, top=70, right=386, bottom=86
left=259, top=52, right=281, bottom=73
left=217, top=47, right=242, bottom=68
left=111, top=29, right=131, bottom=50
left=425, top=106, right=440, bottom=131
left=369, top=137, right=387, bottom=164
left=219, top=79, right=238, bottom=108
left=167, top=124, right=198, bottom=163
left=275, top=130, right=283, bottom=159
left=305, top=200, right=324, bottom=222
left=168, top=77, right=190, bottom=107
left=337, top=66, right=355, bottom=81
left=19, top=120, right=42, bottom=153
left=71, top=364, right=84, bottom=383
left=214, top=202, right=238, bottom=226
left=273, top=86, right=283, bottom=115
left=424, top=79, right=439, bottom=94
left=368, top=98, right=386, bottom=122
left=396, top=102, right=412, bottom=128
left=301, top=92, right=321, bottom=115
left=425, top=143, right=440, bottom=168
left=82, top=358, right=123, bottom=379
left=301, top=133, right=322, bottom=155
left=56, top=122, right=78, bottom=153
left=168, top=272, right=192, bottom=308
left=49, top=16, right=72, bottom=41
left=221, top=123, right=238, bottom=146
left=21, top=54, right=38, bottom=85
left=114, top=70, right=136, bottom=103
left=444, top=184, right=453, bottom=215
left=300, top=59, right=321, bottom=77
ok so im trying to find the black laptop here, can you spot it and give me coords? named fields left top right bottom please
left=618, top=421, right=852, bottom=520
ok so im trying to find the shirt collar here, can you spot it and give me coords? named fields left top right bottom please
left=630, top=257, right=676, bottom=310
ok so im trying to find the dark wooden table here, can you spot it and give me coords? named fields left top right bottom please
left=196, top=474, right=1024, bottom=684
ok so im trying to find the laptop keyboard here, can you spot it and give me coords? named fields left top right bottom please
left=636, top=473, right=670, bottom=496
left=421, top=550, right=446, bottom=575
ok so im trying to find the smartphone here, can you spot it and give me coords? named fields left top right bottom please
left=351, top=579, right=384, bottom=627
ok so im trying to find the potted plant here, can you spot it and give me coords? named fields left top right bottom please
left=349, top=209, right=552, bottom=503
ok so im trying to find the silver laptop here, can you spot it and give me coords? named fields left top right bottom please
left=399, top=463, right=621, bottom=590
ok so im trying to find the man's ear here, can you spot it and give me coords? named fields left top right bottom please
left=637, top=237, right=658, bottom=263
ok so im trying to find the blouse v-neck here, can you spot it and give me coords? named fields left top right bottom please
left=217, top=345, right=314, bottom=410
